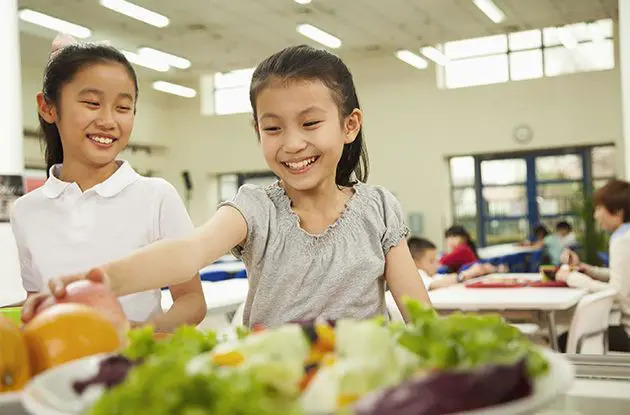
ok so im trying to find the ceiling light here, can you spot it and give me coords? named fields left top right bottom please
left=395, top=50, right=428, bottom=70
left=294, top=0, right=312, bottom=4
left=18, top=9, right=91, bottom=38
left=420, top=46, right=449, bottom=66
left=152, top=81, right=196, bottom=98
left=297, top=24, right=341, bottom=48
left=99, top=0, right=169, bottom=28
left=122, top=50, right=169, bottom=72
left=138, top=47, right=191, bottom=69
left=472, top=0, right=506, bottom=24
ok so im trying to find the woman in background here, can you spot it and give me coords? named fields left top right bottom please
left=558, top=179, right=630, bottom=352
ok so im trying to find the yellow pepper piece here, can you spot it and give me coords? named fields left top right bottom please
left=337, top=394, right=360, bottom=408
left=315, top=323, right=335, bottom=351
left=306, top=347, right=325, bottom=365
left=212, top=351, right=245, bottom=367
left=322, top=353, right=336, bottom=366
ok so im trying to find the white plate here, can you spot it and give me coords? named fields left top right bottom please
left=22, top=349, right=573, bottom=415
left=22, top=353, right=111, bottom=415
left=456, top=349, right=574, bottom=415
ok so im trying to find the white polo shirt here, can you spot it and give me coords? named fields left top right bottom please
left=10, top=161, right=194, bottom=322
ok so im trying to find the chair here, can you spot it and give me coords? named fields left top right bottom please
left=385, top=291, right=404, bottom=322
left=565, top=289, right=617, bottom=354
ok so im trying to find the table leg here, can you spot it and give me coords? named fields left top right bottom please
left=547, top=311, right=560, bottom=351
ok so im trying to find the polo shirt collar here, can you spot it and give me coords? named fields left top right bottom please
left=41, top=160, right=140, bottom=199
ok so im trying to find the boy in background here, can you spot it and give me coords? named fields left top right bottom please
left=408, top=237, right=495, bottom=290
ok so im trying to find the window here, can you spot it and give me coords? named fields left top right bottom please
left=481, top=159, right=526, bottom=185
left=445, top=54, right=509, bottom=88
left=439, top=19, right=614, bottom=89
left=509, top=49, right=543, bottom=81
left=449, top=145, right=616, bottom=247
left=509, top=30, right=542, bottom=50
left=204, top=67, right=254, bottom=115
left=444, top=34, right=507, bottom=59
left=536, top=154, right=583, bottom=180
left=544, top=40, right=614, bottom=77
left=449, top=156, right=477, bottom=240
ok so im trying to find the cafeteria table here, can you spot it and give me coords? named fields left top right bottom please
left=428, top=273, right=587, bottom=350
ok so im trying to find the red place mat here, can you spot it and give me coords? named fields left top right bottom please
left=465, top=281, right=526, bottom=288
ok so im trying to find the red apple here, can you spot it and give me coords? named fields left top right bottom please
left=35, top=280, right=129, bottom=341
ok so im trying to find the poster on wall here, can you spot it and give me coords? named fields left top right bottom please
left=0, top=175, right=25, bottom=222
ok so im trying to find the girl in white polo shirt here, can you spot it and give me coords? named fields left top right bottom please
left=10, top=35, right=205, bottom=331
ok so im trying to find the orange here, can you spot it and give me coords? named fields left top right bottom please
left=23, top=303, right=121, bottom=375
left=0, top=316, right=30, bottom=392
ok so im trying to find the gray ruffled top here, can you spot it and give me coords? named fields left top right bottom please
left=220, top=181, right=408, bottom=327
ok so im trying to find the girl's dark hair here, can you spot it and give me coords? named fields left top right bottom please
left=40, top=43, right=139, bottom=173
left=445, top=225, right=478, bottom=258
left=249, top=45, right=368, bottom=187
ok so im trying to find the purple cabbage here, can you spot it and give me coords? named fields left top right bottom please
left=354, top=359, right=532, bottom=415
left=73, top=355, right=138, bottom=395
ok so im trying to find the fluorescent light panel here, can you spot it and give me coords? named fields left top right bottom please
left=138, top=47, right=191, bottom=69
left=18, top=9, right=91, bottom=38
left=395, top=50, right=428, bottom=70
left=122, top=50, right=169, bottom=72
left=99, top=0, right=169, bottom=28
left=420, top=46, right=449, bottom=66
left=297, top=24, right=341, bottom=48
left=152, top=81, right=196, bottom=98
left=472, top=0, right=506, bottom=24
left=294, top=0, right=312, bottom=4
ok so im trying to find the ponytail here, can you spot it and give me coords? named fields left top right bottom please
left=39, top=114, right=64, bottom=174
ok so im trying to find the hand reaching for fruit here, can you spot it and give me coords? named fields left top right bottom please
left=22, top=268, right=110, bottom=323
left=20, top=269, right=127, bottom=341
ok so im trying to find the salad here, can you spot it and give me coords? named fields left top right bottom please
left=74, top=300, right=549, bottom=415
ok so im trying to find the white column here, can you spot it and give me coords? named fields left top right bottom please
left=0, top=0, right=23, bottom=175
left=621, top=0, right=630, bottom=178
left=0, top=0, right=24, bottom=306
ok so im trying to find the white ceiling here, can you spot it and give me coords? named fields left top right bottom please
left=17, top=0, right=618, bottom=83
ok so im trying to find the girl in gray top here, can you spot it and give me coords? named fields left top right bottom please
left=23, top=45, right=432, bottom=328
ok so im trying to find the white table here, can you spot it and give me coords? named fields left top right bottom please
left=477, top=243, right=541, bottom=260
left=428, top=273, right=586, bottom=350
left=161, top=279, right=249, bottom=316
